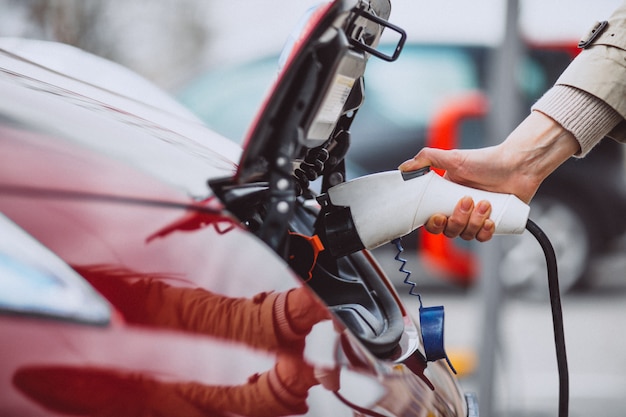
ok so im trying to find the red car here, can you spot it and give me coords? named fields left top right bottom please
left=0, top=1, right=474, bottom=416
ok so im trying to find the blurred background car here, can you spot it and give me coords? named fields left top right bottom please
left=176, top=40, right=626, bottom=296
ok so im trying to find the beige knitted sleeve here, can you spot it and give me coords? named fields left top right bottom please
left=531, top=85, right=623, bottom=156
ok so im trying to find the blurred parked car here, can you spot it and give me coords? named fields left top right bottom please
left=0, top=1, right=477, bottom=415
left=177, top=41, right=626, bottom=296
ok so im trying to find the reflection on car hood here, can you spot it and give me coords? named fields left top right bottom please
left=0, top=37, right=204, bottom=122
left=0, top=44, right=241, bottom=199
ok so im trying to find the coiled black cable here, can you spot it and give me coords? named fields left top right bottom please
left=526, top=218, right=569, bottom=417
left=294, top=147, right=329, bottom=196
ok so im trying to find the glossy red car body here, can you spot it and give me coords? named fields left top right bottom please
left=0, top=1, right=472, bottom=416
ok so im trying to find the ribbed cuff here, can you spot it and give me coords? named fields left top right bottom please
left=532, top=85, right=622, bottom=156
left=267, top=366, right=308, bottom=409
left=273, top=290, right=308, bottom=343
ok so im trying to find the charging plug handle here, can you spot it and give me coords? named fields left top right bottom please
left=318, top=169, right=530, bottom=255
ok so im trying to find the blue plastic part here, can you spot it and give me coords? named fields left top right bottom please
left=391, top=238, right=456, bottom=374
left=419, top=305, right=457, bottom=374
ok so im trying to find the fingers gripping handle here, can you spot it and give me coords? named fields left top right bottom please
left=326, top=170, right=530, bottom=250
left=419, top=171, right=530, bottom=234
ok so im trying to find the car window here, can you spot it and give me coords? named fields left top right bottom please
left=518, top=55, right=548, bottom=101
left=363, top=45, right=480, bottom=129
left=0, top=213, right=111, bottom=325
left=177, top=57, right=280, bottom=143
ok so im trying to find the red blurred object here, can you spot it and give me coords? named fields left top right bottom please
left=419, top=92, right=488, bottom=285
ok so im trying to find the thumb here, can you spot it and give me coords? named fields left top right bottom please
left=398, top=147, right=456, bottom=172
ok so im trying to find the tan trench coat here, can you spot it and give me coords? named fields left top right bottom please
left=557, top=1, right=626, bottom=144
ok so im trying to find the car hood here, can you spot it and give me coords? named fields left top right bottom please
left=0, top=41, right=242, bottom=201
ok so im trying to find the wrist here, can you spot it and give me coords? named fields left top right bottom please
left=508, top=111, right=578, bottom=175
left=499, top=111, right=579, bottom=200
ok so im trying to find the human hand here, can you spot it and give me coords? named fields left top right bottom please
left=398, top=145, right=512, bottom=242
left=399, top=144, right=528, bottom=242
left=399, top=111, right=579, bottom=241
left=423, top=195, right=495, bottom=242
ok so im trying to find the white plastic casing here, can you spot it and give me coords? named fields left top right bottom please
left=326, top=170, right=530, bottom=250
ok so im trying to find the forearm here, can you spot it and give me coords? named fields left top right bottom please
left=496, top=110, right=580, bottom=198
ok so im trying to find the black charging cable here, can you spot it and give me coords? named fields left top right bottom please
left=526, top=219, right=569, bottom=417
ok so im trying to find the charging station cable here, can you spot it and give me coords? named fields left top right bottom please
left=526, top=219, right=569, bottom=417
